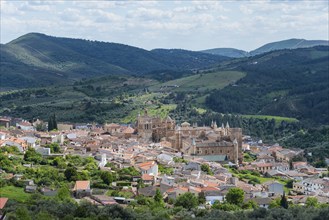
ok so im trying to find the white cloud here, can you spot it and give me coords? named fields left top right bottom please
left=0, top=0, right=328, bottom=51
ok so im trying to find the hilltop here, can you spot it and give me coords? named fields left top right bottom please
left=206, top=46, right=329, bottom=125
left=0, top=33, right=228, bottom=89
left=200, top=38, right=328, bottom=57
left=200, top=48, right=249, bottom=58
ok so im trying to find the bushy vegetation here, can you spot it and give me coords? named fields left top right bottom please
left=206, top=46, right=329, bottom=125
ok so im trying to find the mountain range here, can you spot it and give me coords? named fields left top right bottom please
left=1, top=33, right=328, bottom=89
left=201, top=38, right=329, bottom=58
left=0, top=33, right=228, bottom=89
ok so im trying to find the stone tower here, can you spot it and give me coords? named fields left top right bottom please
left=233, top=138, right=238, bottom=166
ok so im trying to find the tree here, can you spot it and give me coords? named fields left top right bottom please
left=226, top=188, right=244, bottom=206
left=35, top=211, right=54, bottom=220
left=198, top=192, right=206, bottom=204
left=48, top=114, right=58, bottom=131
left=242, top=200, right=258, bottom=209
left=46, top=143, right=61, bottom=153
left=280, top=192, right=289, bottom=209
left=15, top=207, right=32, bottom=220
left=269, top=198, right=281, bottom=208
left=53, top=157, right=67, bottom=169
left=64, top=167, right=78, bottom=181
left=57, top=184, right=72, bottom=201
left=201, top=164, right=214, bottom=175
left=24, top=147, right=43, bottom=164
left=306, top=197, right=318, bottom=207
left=154, top=189, right=165, bottom=207
left=174, top=192, right=198, bottom=210
left=100, top=171, right=113, bottom=185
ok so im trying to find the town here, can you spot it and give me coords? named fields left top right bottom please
left=0, top=111, right=328, bottom=219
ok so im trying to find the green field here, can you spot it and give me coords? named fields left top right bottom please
left=149, top=71, right=246, bottom=92
left=242, top=115, right=299, bottom=123
left=122, top=104, right=177, bottom=123
left=0, top=186, right=31, bottom=203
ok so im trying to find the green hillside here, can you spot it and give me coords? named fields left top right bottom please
left=200, top=48, right=248, bottom=58
left=149, top=71, right=246, bottom=92
left=0, top=33, right=229, bottom=89
left=206, top=46, right=329, bottom=125
left=250, top=38, right=329, bottom=55
left=0, top=75, right=157, bottom=123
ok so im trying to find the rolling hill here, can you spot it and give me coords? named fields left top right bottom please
left=206, top=46, right=329, bottom=125
left=0, top=33, right=229, bottom=89
left=200, top=48, right=249, bottom=58
left=149, top=70, right=246, bottom=92
left=250, top=38, right=329, bottom=55
left=200, top=38, right=328, bottom=57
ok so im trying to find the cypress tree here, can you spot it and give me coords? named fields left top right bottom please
left=48, top=114, right=58, bottom=131
left=48, top=115, right=54, bottom=131
left=53, top=114, right=58, bottom=130
left=280, top=192, right=289, bottom=209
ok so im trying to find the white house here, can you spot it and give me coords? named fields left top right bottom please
left=137, top=161, right=158, bottom=177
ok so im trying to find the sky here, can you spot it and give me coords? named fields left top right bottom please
left=1, top=0, right=328, bottom=51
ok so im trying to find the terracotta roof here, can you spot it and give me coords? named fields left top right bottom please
left=123, top=126, right=135, bottom=134
left=204, top=181, right=219, bottom=188
left=201, top=186, right=220, bottom=192
left=255, top=163, right=274, bottom=167
left=0, top=198, right=8, bottom=209
left=138, top=161, right=156, bottom=171
left=106, top=123, right=121, bottom=128
left=166, top=186, right=188, bottom=193
left=142, top=174, right=154, bottom=181
left=73, top=181, right=90, bottom=190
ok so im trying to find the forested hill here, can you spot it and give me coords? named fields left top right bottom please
left=0, top=33, right=229, bottom=89
left=250, top=38, right=329, bottom=55
left=206, top=46, right=329, bottom=125
left=200, top=39, right=328, bottom=58
left=199, top=48, right=249, bottom=58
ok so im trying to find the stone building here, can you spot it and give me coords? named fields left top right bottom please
left=136, top=110, right=175, bottom=141
left=136, top=111, right=243, bottom=165
left=174, top=121, right=242, bottom=165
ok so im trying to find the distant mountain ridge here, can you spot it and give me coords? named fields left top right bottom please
left=200, top=48, right=249, bottom=58
left=250, top=38, right=329, bottom=55
left=0, top=33, right=228, bottom=89
left=200, top=38, right=329, bottom=57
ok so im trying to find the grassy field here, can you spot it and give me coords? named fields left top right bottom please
left=241, top=115, right=299, bottom=123
left=0, top=186, right=31, bottom=203
left=121, top=104, right=177, bottom=123
left=149, top=71, right=246, bottom=92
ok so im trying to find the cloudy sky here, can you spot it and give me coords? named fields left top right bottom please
left=1, top=0, right=328, bottom=51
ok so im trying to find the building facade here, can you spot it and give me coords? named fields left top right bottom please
left=136, top=111, right=243, bottom=165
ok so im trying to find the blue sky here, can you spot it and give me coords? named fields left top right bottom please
left=1, top=0, right=328, bottom=51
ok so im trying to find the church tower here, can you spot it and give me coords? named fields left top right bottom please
left=175, top=126, right=182, bottom=150
left=233, top=138, right=239, bottom=166
left=192, top=138, right=196, bottom=155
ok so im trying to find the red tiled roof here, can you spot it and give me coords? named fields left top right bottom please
left=123, top=127, right=134, bottom=134
left=138, top=161, right=156, bottom=170
left=73, top=181, right=90, bottom=190
left=142, top=174, right=154, bottom=181
left=106, top=123, right=121, bottom=128
left=0, top=198, right=8, bottom=209
left=255, top=163, right=273, bottom=167
left=201, top=187, right=220, bottom=192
